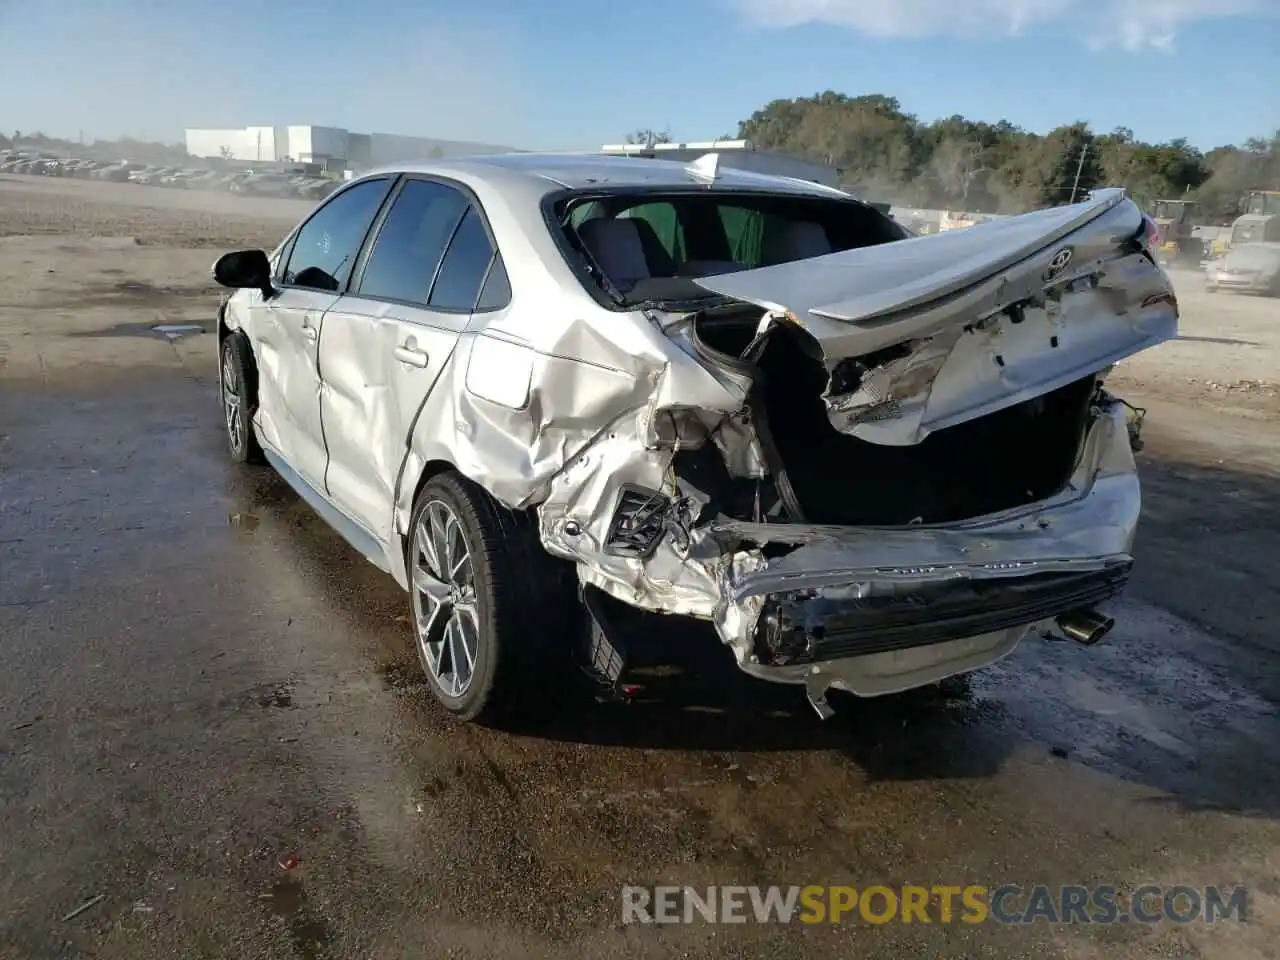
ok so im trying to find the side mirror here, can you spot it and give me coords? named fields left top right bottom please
left=213, top=249, right=275, bottom=299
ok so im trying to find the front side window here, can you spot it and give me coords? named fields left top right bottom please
left=282, top=178, right=391, bottom=291
left=357, top=179, right=471, bottom=305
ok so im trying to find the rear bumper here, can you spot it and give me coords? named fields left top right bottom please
left=543, top=396, right=1142, bottom=701
left=754, top=562, right=1131, bottom=666
left=709, top=398, right=1141, bottom=697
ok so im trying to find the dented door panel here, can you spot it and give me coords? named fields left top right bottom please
left=318, top=296, right=463, bottom=545
left=251, top=288, right=340, bottom=488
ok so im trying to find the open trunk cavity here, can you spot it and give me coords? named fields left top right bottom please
left=687, top=305, right=1098, bottom=527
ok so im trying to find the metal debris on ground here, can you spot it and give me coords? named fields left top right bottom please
left=61, top=894, right=105, bottom=922
left=227, top=513, right=260, bottom=531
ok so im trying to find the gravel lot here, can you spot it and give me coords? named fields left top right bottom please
left=2, top=175, right=1279, bottom=960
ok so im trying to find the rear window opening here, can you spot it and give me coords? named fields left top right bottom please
left=551, top=190, right=908, bottom=306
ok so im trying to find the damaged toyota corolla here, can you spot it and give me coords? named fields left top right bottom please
left=212, top=153, right=1175, bottom=722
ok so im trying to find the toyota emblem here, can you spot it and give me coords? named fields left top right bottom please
left=1044, top=247, right=1074, bottom=280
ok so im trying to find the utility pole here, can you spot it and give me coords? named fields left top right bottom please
left=1069, top=142, right=1089, bottom=204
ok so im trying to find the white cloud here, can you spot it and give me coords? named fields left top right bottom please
left=731, top=0, right=1268, bottom=50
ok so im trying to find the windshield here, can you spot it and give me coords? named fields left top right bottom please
left=1245, top=193, right=1280, bottom=216
left=553, top=189, right=907, bottom=306
left=1151, top=201, right=1180, bottom=219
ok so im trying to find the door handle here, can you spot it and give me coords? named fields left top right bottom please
left=394, top=340, right=429, bottom=368
left=301, top=316, right=319, bottom=342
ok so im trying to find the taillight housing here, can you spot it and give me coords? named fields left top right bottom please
left=604, top=485, right=671, bottom=559
left=1139, top=215, right=1161, bottom=258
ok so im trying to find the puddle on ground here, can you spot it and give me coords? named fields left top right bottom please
left=153, top=323, right=206, bottom=339
left=69, top=322, right=209, bottom=341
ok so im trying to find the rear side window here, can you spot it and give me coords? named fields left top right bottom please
left=357, top=179, right=470, bottom=304
left=475, top=254, right=511, bottom=311
left=282, top=178, right=391, bottom=291
left=428, top=206, right=498, bottom=311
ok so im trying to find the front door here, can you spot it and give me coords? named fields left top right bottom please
left=250, top=287, right=339, bottom=488
left=319, top=177, right=511, bottom=543
left=255, top=176, right=395, bottom=489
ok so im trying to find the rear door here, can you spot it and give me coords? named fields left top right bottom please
left=318, top=176, right=511, bottom=544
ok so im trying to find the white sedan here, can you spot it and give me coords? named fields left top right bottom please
left=212, top=153, right=1176, bottom=723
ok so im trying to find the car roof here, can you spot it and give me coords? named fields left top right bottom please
left=356, top=152, right=852, bottom=200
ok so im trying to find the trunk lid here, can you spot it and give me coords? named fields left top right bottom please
left=691, top=188, right=1178, bottom=446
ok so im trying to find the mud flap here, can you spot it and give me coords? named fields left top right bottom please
left=580, top=585, right=637, bottom=702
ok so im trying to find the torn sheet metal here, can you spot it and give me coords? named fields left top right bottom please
left=691, top=190, right=1178, bottom=446
left=538, top=412, right=733, bottom=618
left=537, top=392, right=1141, bottom=700
left=691, top=188, right=1132, bottom=329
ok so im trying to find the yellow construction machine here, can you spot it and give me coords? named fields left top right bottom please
left=1149, top=199, right=1204, bottom=265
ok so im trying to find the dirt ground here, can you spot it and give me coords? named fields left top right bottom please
left=2, top=174, right=1279, bottom=960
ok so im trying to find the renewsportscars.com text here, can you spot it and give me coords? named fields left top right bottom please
left=621, top=884, right=1248, bottom=925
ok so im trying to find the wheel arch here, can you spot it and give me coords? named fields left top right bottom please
left=395, top=456, right=547, bottom=586
left=398, top=458, right=465, bottom=575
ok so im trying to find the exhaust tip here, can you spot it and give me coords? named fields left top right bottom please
left=1055, top=608, right=1115, bottom=646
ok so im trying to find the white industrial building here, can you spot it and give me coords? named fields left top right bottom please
left=183, top=127, right=840, bottom=190
left=597, top=140, right=840, bottom=188
left=184, top=124, right=519, bottom=169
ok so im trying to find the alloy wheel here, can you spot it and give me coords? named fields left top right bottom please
left=221, top=346, right=244, bottom=455
left=412, top=499, right=480, bottom=698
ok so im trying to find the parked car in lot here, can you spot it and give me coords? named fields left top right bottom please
left=179, top=170, right=224, bottom=189
left=211, top=154, right=1176, bottom=723
left=129, top=165, right=178, bottom=185
left=94, top=161, right=145, bottom=181
left=1205, top=242, right=1280, bottom=296
left=229, top=172, right=297, bottom=196
left=294, top=177, right=339, bottom=200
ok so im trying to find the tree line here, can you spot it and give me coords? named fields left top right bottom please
left=730, top=93, right=1280, bottom=220
left=8, top=99, right=1280, bottom=222
left=632, top=93, right=1280, bottom=221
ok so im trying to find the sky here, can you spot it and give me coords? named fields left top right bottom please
left=1, top=0, right=1277, bottom=151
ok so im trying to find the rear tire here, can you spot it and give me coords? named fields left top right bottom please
left=219, top=332, right=265, bottom=464
left=407, top=472, right=577, bottom=724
